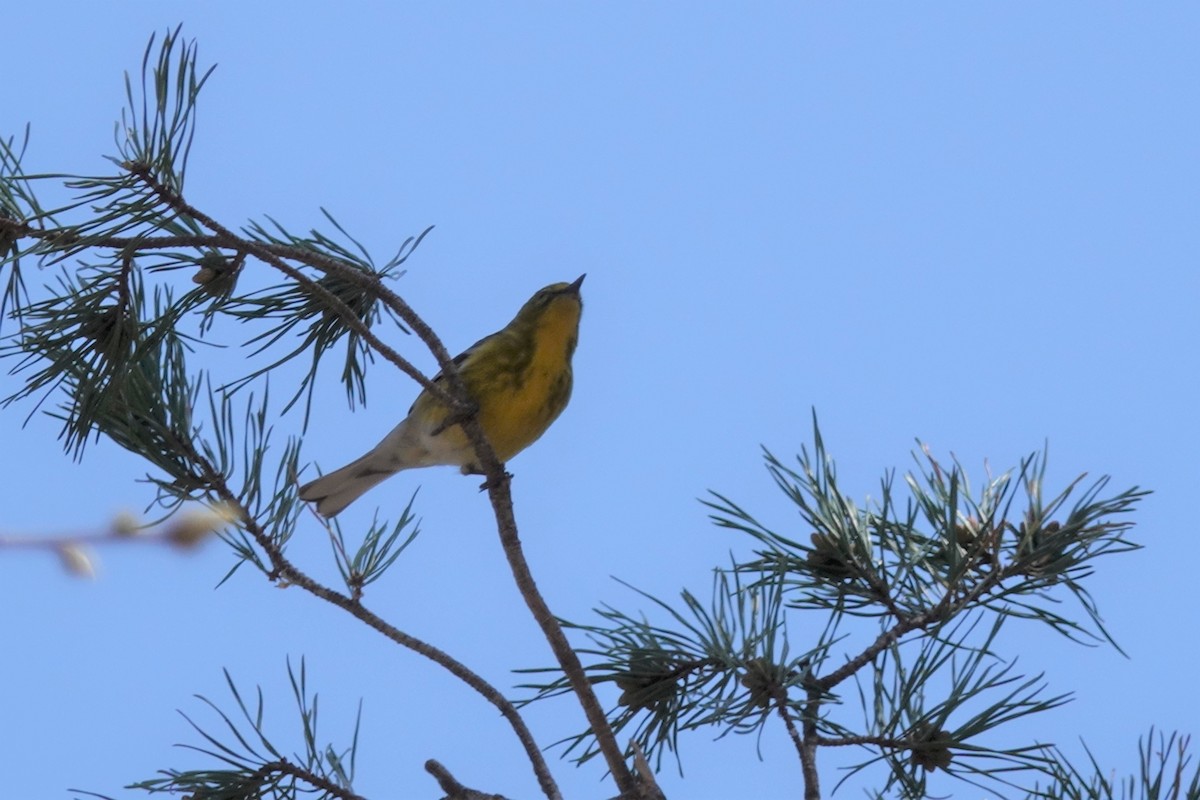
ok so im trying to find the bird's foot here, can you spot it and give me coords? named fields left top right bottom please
left=477, top=471, right=513, bottom=492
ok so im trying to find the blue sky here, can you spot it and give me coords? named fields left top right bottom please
left=3, top=4, right=1198, bottom=799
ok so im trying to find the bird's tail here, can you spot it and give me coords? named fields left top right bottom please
left=300, top=416, right=452, bottom=517
left=298, top=451, right=401, bottom=518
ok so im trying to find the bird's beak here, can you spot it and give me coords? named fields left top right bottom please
left=567, top=274, right=586, bottom=293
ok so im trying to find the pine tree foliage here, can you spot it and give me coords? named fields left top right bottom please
left=1, top=27, right=1194, bottom=800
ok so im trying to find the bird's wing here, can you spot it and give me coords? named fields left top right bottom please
left=406, top=332, right=499, bottom=415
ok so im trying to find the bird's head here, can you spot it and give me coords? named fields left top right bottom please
left=515, top=273, right=585, bottom=327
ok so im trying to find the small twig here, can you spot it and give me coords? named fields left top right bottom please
left=625, top=741, right=667, bottom=800
left=425, top=760, right=511, bottom=800
left=800, top=685, right=822, bottom=800
left=772, top=686, right=806, bottom=765
left=255, top=759, right=367, bottom=800
left=861, top=555, right=908, bottom=624
left=814, top=614, right=930, bottom=694
left=0, top=526, right=172, bottom=550
left=0, top=507, right=230, bottom=578
left=815, top=548, right=1024, bottom=694
left=812, top=734, right=914, bottom=749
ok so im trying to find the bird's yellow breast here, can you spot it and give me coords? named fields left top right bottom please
left=474, top=300, right=578, bottom=459
left=413, top=293, right=581, bottom=468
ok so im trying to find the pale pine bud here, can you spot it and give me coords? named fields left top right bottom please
left=164, top=504, right=237, bottom=549
left=58, top=544, right=96, bottom=578
left=111, top=510, right=141, bottom=537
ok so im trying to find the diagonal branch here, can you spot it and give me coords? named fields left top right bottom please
left=482, top=471, right=641, bottom=796
left=125, top=164, right=458, bottom=407
left=126, top=164, right=639, bottom=795
left=814, top=550, right=1026, bottom=695
left=177, top=441, right=562, bottom=800
left=254, top=759, right=368, bottom=800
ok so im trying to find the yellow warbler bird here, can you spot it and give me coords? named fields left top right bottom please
left=298, top=275, right=585, bottom=517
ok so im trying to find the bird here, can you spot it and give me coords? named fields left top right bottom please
left=298, top=274, right=585, bottom=517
